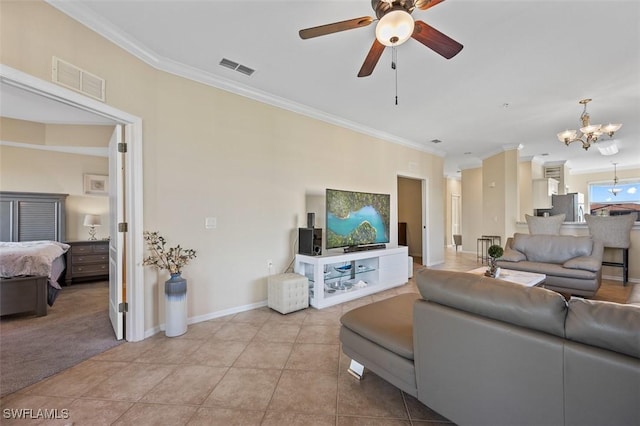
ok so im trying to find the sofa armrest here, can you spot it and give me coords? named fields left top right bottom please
left=500, top=248, right=526, bottom=262
left=562, top=241, right=604, bottom=272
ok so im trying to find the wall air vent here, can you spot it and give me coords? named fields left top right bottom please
left=219, top=58, right=255, bottom=77
left=544, top=166, right=562, bottom=180
left=52, top=57, right=105, bottom=102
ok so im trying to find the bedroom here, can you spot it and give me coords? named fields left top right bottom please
left=0, top=95, right=119, bottom=391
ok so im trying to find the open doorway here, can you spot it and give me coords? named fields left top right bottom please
left=0, top=65, right=144, bottom=341
left=397, top=175, right=426, bottom=266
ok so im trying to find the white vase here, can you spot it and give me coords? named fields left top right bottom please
left=164, top=273, right=187, bottom=337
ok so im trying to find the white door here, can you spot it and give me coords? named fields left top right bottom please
left=452, top=194, right=461, bottom=245
left=421, top=179, right=428, bottom=266
left=108, top=125, right=124, bottom=340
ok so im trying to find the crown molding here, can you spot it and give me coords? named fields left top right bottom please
left=1, top=140, right=108, bottom=157
left=46, top=0, right=445, bottom=159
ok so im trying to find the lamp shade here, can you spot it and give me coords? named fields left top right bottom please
left=83, top=214, right=102, bottom=227
left=375, top=10, right=415, bottom=46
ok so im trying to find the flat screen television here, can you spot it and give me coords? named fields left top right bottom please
left=325, top=188, right=390, bottom=250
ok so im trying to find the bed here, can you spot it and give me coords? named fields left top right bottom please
left=0, top=191, right=68, bottom=317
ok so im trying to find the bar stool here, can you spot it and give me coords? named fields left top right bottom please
left=482, top=235, right=502, bottom=248
left=453, top=234, right=462, bottom=252
left=477, top=237, right=491, bottom=263
left=585, top=213, right=636, bottom=285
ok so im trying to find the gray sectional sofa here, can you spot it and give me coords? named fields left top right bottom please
left=340, top=269, right=640, bottom=426
left=496, top=233, right=604, bottom=297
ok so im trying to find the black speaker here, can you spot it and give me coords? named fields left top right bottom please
left=299, top=227, right=322, bottom=256
left=307, top=212, right=315, bottom=228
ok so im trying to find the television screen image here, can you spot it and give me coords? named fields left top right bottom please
left=325, top=188, right=390, bottom=249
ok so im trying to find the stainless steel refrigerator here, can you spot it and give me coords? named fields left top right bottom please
left=551, top=193, right=585, bottom=222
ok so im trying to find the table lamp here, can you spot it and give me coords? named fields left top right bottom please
left=83, top=214, right=102, bottom=240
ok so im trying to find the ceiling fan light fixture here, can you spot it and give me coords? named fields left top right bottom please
left=375, top=9, right=415, bottom=46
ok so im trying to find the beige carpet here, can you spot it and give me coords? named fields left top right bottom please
left=0, top=281, right=122, bottom=396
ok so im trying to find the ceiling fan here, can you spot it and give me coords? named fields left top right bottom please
left=299, top=0, right=463, bottom=77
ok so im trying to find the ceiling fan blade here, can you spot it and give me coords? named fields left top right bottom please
left=299, top=16, right=374, bottom=39
left=414, top=0, right=447, bottom=11
left=358, top=39, right=385, bottom=77
left=411, top=20, right=463, bottom=59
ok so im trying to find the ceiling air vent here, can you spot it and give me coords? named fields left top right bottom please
left=52, top=57, right=106, bottom=102
left=219, top=58, right=255, bottom=76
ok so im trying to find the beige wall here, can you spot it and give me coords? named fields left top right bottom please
left=518, top=160, right=533, bottom=221
left=398, top=176, right=422, bottom=258
left=461, top=167, right=483, bottom=252
left=1, top=1, right=445, bottom=333
left=0, top=145, right=110, bottom=240
left=1, top=118, right=112, bottom=240
left=482, top=149, right=519, bottom=244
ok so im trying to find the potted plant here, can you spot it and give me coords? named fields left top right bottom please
left=143, top=231, right=196, bottom=337
left=485, top=244, right=504, bottom=278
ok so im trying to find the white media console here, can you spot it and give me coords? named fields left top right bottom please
left=294, top=246, right=409, bottom=309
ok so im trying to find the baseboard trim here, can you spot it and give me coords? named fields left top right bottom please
left=144, top=299, right=269, bottom=339
left=602, top=274, right=640, bottom=284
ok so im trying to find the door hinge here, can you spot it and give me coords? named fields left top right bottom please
left=118, top=222, right=128, bottom=232
left=117, top=142, right=128, bottom=153
left=118, top=302, right=128, bottom=313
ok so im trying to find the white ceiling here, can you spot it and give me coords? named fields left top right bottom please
left=24, top=1, right=640, bottom=175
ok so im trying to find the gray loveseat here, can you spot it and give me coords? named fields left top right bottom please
left=340, top=269, right=640, bottom=426
left=496, top=233, right=604, bottom=297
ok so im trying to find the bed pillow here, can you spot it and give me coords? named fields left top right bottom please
left=525, top=214, right=565, bottom=235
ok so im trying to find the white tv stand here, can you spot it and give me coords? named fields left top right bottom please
left=294, top=246, right=409, bottom=309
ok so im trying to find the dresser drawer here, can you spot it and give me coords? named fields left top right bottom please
left=72, top=263, right=108, bottom=276
left=71, top=243, right=109, bottom=255
left=73, top=254, right=109, bottom=264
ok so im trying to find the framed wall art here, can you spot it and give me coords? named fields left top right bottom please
left=83, top=174, right=108, bottom=196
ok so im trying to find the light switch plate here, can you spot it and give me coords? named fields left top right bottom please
left=205, top=217, right=217, bottom=229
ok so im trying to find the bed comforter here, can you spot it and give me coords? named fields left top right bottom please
left=0, top=241, right=70, bottom=289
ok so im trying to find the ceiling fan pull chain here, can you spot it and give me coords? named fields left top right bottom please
left=392, top=47, right=398, bottom=105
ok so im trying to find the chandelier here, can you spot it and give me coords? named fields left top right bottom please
left=557, top=99, right=622, bottom=151
left=609, top=162, right=622, bottom=196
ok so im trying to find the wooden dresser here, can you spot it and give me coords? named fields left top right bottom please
left=65, top=240, right=109, bottom=284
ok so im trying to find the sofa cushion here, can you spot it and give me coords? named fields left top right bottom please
left=340, top=293, right=419, bottom=360
left=563, top=255, right=601, bottom=272
left=566, top=298, right=640, bottom=359
left=416, top=269, right=567, bottom=338
left=495, top=260, right=598, bottom=280
left=525, top=213, right=566, bottom=235
left=512, top=233, right=593, bottom=264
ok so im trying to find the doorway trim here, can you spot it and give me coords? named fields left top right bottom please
left=1, top=64, right=145, bottom=342
left=397, top=173, right=429, bottom=267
